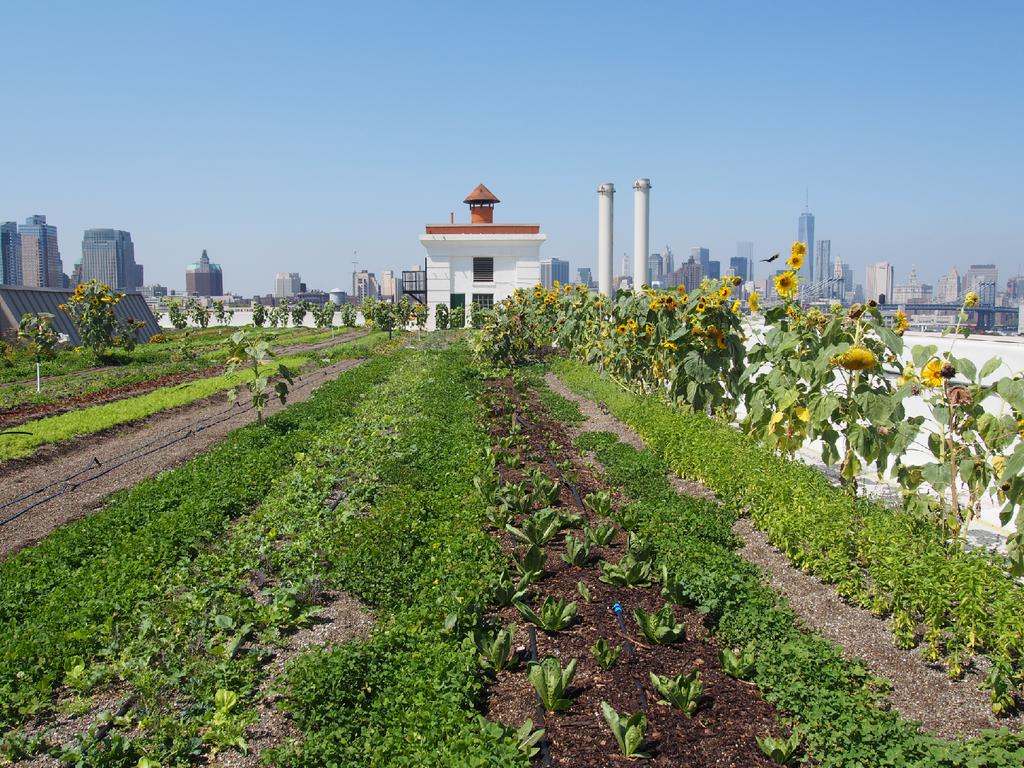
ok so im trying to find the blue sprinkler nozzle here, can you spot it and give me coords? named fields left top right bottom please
left=612, top=602, right=622, bottom=615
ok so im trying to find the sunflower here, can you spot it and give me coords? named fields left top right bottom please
left=787, top=251, right=804, bottom=270
left=897, top=363, right=917, bottom=386
left=705, top=325, right=727, bottom=349
left=791, top=241, right=807, bottom=258
left=695, top=300, right=706, bottom=313
left=774, top=271, right=799, bottom=299
left=643, top=323, right=654, bottom=335
left=660, top=340, right=678, bottom=351
left=515, top=295, right=524, bottom=303
left=834, top=346, right=877, bottom=371
left=564, top=284, right=573, bottom=293
left=731, top=299, right=740, bottom=313
left=894, top=309, right=909, bottom=335
left=616, top=324, right=628, bottom=335
left=964, top=291, right=979, bottom=308
left=718, top=285, right=732, bottom=300
left=676, top=284, right=687, bottom=295
left=921, top=358, right=944, bottom=387
left=748, top=291, right=760, bottom=313
left=627, top=318, right=639, bottom=331
left=649, top=298, right=661, bottom=311
left=732, top=275, right=743, bottom=286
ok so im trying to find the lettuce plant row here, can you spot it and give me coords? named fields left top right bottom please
left=552, top=358, right=1024, bottom=726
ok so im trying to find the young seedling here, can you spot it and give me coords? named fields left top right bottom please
left=512, top=545, right=547, bottom=583
left=526, top=468, right=562, bottom=507
left=590, top=638, right=622, bottom=671
left=577, top=580, right=592, bottom=603
left=584, top=523, right=617, bottom=547
left=490, top=569, right=529, bottom=606
left=473, top=623, right=519, bottom=672
left=561, top=534, right=591, bottom=567
left=514, top=596, right=578, bottom=632
left=633, top=604, right=686, bottom=645
left=660, top=565, right=694, bottom=606
left=224, top=331, right=294, bottom=424
left=719, top=642, right=757, bottom=680
left=756, top=732, right=802, bottom=765
left=527, top=655, right=577, bottom=712
left=506, top=508, right=563, bottom=547
left=583, top=490, right=613, bottom=518
left=600, top=702, right=651, bottom=759
left=478, top=717, right=545, bottom=760
left=484, top=502, right=514, bottom=530
left=499, top=482, right=533, bottom=516
left=649, top=669, right=703, bottom=716
left=599, top=553, right=654, bottom=588
left=473, top=473, right=500, bottom=505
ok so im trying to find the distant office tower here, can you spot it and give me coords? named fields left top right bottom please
left=678, top=255, right=703, bottom=290
left=935, top=268, right=961, bottom=303
left=380, top=270, right=397, bottom=302
left=352, top=269, right=379, bottom=301
left=663, top=246, right=675, bottom=275
left=185, top=250, right=224, bottom=296
left=729, top=256, right=750, bottom=283
left=540, top=258, right=570, bottom=288
left=690, top=247, right=710, bottom=270
left=647, top=252, right=664, bottom=286
left=814, top=240, right=831, bottom=288
left=275, top=272, right=302, bottom=298
left=80, top=229, right=138, bottom=291
left=1005, top=275, right=1024, bottom=303
left=1, top=222, right=21, bottom=285
left=798, top=210, right=815, bottom=281
left=737, top=241, right=753, bottom=280
left=865, top=262, right=894, bottom=304
left=706, top=260, right=721, bottom=280
left=577, top=267, right=594, bottom=288
left=620, top=252, right=630, bottom=279
left=134, top=263, right=144, bottom=288
left=842, top=263, right=853, bottom=295
left=963, top=264, right=998, bottom=305
left=18, top=215, right=63, bottom=287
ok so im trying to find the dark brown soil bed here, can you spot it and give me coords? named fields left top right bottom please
left=478, top=378, right=787, bottom=767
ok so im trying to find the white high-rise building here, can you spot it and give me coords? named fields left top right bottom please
left=814, top=240, right=831, bottom=289
left=380, top=270, right=397, bottom=302
left=274, top=272, right=301, bottom=298
left=935, top=268, right=961, bottom=303
left=865, top=262, right=894, bottom=304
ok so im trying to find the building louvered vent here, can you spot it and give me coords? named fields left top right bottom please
left=473, top=257, right=494, bottom=283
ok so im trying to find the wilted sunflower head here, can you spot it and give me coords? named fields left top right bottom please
left=964, top=291, right=979, bottom=308
left=748, top=292, right=760, bottom=312
left=834, top=346, right=877, bottom=371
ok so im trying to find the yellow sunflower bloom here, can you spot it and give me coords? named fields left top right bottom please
left=964, top=291, right=979, bottom=308
left=718, top=285, right=732, bottom=299
left=748, top=291, right=761, bottom=312
left=787, top=251, right=804, bottom=270
left=731, top=299, right=740, bottom=313
left=675, top=284, right=687, bottom=295
left=616, top=324, right=628, bottom=335
left=894, top=309, right=909, bottom=335
left=774, top=271, right=799, bottom=299
left=791, top=241, right=807, bottom=258
left=660, top=340, right=678, bottom=351
left=834, top=346, right=878, bottom=371
left=922, top=358, right=944, bottom=387
left=644, top=323, right=654, bottom=335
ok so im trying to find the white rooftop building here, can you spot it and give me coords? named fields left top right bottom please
left=419, top=184, right=545, bottom=328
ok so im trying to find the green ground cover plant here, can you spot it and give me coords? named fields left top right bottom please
left=554, top=358, right=1024, bottom=715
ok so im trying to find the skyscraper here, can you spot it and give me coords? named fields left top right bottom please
left=663, top=246, right=675, bottom=275
left=1, top=222, right=21, bottom=285
left=706, top=260, right=721, bottom=280
left=18, top=215, right=63, bottom=288
left=678, top=254, right=703, bottom=290
left=935, top=268, right=961, bottom=303
left=690, top=247, right=710, bottom=270
left=540, top=258, right=570, bottom=287
left=352, top=269, right=379, bottom=301
left=729, top=256, right=750, bottom=283
left=865, top=262, right=894, bottom=304
left=380, top=270, right=398, bottom=302
left=735, top=242, right=753, bottom=280
left=814, top=240, right=831, bottom=288
left=797, top=210, right=815, bottom=282
left=80, top=229, right=138, bottom=291
left=275, top=272, right=302, bottom=298
left=185, top=250, right=224, bottom=296
left=577, top=267, right=594, bottom=288
left=647, top=252, right=663, bottom=286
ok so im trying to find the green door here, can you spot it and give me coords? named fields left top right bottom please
left=450, top=293, right=465, bottom=309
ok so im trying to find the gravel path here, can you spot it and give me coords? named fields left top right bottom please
left=0, top=358, right=364, bottom=560
left=544, top=371, right=1018, bottom=740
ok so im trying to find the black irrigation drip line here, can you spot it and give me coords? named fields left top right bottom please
left=0, top=364, right=346, bottom=529
left=613, top=602, right=648, bottom=711
left=528, top=625, right=553, bottom=768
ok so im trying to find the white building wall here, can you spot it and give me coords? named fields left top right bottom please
left=420, top=233, right=545, bottom=329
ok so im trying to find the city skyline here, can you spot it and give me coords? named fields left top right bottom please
left=0, top=3, right=1021, bottom=295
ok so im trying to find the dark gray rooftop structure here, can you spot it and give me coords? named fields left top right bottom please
left=0, top=286, right=160, bottom=345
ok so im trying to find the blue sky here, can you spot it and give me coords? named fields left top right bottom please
left=1, top=1, right=1021, bottom=295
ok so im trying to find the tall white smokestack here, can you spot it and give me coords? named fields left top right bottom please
left=597, top=183, right=615, bottom=296
left=633, top=178, right=651, bottom=290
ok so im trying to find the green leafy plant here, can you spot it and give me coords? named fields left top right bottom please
left=478, top=717, right=544, bottom=760
left=756, top=732, right=802, bottom=765
left=17, top=312, right=59, bottom=393
left=633, top=604, right=685, bottom=644
left=577, top=580, right=592, bottom=602
left=450, top=305, right=466, bottom=329
left=506, top=507, right=563, bottom=547
left=62, top=280, right=143, bottom=355
left=600, top=701, right=651, bottom=759
left=526, top=468, right=562, bottom=506
left=251, top=301, right=268, bottom=327
left=484, top=502, right=514, bottom=530
left=514, top=596, right=577, bottom=632
left=584, top=490, right=613, bottom=518
left=473, top=623, right=519, bottom=672
left=188, top=299, right=211, bottom=329
left=205, top=688, right=251, bottom=754
left=649, top=669, right=702, bottom=715
left=224, top=331, right=295, bottom=424
left=719, top=642, right=757, bottom=680
left=473, top=473, right=500, bottom=505
left=584, top=522, right=617, bottom=547
left=213, top=300, right=233, bottom=325
left=599, top=553, right=653, bottom=587
left=489, top=569, right=529, bottom=606
left=527, top=655, right=577, bottom=712
left=561, top=534, right=591, bottom=566
left=512, top=545, right=547, bottom=583
left=498, top=481, right=533, bottom=517
left=590, top=638, right=622, bottom=670
left=164, top=297, right=189, bottom=330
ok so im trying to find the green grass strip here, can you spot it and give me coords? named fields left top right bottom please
left=0, top=342, right=364, bottom=462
